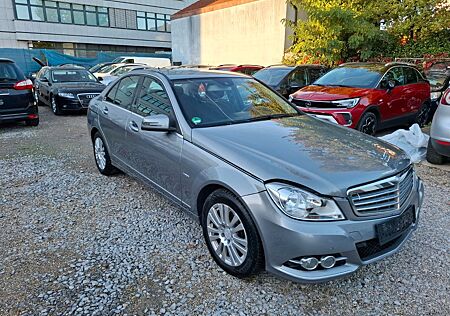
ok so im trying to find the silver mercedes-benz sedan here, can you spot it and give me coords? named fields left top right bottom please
left=87, top=69, right=424, bottom=283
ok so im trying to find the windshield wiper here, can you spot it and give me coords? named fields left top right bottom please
left=234, top=113, right=300, bottom=124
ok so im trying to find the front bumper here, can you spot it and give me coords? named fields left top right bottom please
left=242, top=179, right=424, bottom=283
left=56, top=95, right=86, bottom=111
left=298, top=107, right=360, bottom=128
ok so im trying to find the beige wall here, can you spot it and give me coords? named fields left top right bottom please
left=172, top=0, right=293, bottom=66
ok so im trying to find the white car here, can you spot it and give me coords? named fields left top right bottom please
left=93, top=63, right=143, bottom=80
left=112, top=56, right=171, bottom=67
left=100, top=65, right=148, bottom=86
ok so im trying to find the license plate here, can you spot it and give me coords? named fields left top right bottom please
left=376, top=207, right=415, bottom=245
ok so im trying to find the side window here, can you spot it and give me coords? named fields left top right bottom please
left=130, top=77, right=172, bottom=117
left=107, top=75, right=140, bottom=108
left=404, top=67, right=418, bottom=84
left=383, top=67, right=405, bottom=87
left=415, top=69, right=426, bottom=82
left=289, top=68, right=307, bottom=86
left=309, top=68, right=327, bottom=83
left=42, top=69, right=50, bottom=80
left=105, top=82, right=119, bottom=103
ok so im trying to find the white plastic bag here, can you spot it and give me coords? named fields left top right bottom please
left=379, top=124, right=429, bottom=163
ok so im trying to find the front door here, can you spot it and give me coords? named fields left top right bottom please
left=98, top=75, right=140, bottom=165
left=380, top=67, right=406, bottom=120
left=125, top=76, right=183, bottom=202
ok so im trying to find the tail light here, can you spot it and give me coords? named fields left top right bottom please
left=441, top=89, right=450, bottom=105
left=14, top=79, right=33, bottom=90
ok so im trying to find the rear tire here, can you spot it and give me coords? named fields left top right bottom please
left=426, top=139, right=445, bottom=165
left=25, top=118, right=39, bottom=127
left=93, top=132, right=117, bottom=175
left=201, top=189, right=264, bottom=279
left=51, top=95, right=61, bottom=115
left=357, top=112, right=378, bottom=135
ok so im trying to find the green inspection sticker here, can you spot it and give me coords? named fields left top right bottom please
left=192, top=117, right=202, bottom=125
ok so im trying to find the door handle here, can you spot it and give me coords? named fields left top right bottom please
left=129, top=120, right=139, bottom=132
left=102, top=106, right=109, bottom=115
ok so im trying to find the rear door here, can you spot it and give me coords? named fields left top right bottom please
left=0, top=62, right=30, bottom=113
left=98, top=75, right=141, bottom=165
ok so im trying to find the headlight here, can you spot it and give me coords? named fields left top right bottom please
left=58, top=92, right=75, bottom=98
left=331, top=98, right=360, bottom=108
left=266, top=182, right=345, bottom=221
left=430, top=91, right=441, bottom=101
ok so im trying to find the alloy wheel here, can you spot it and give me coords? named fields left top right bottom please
left=94, top=137, right=107, bottom=171
left=361, top=117, right=376, bottom=135
left=206, top=203, right=248, bottom=267
left=51, top=96, right=58, bottom=114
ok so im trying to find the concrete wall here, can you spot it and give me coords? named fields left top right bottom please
left=0, top=0, right=195, bottom=49
left=172, top=0, right=293, bottom=66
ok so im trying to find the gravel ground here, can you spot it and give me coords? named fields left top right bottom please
left=0, top=107, right=449, bottom=316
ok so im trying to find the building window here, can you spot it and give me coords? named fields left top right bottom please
left=13, top=0, right=109, bottom=27
left=137, top=11, right=170, bottom=32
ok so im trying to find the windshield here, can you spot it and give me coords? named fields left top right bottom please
left=112, top=57, right=124, bottom=63
left=51, top=70, right=98, bottom=83
left=253, top=68, right=292, bottom=86
left=172, top=77, right=300, bottom=128
left=112, top=66, right=138, bottom=76
left=98, top=64, right=120, bottom=74
left=314, top=67, right=382, bottom=88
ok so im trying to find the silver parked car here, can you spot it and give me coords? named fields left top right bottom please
left=427, top=88, right=450, bottom=164
left=87, top=69, right=424, bottom=283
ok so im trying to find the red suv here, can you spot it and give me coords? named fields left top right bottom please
left=210, top=64, right=263, bottom=76
left=290, top=62, right=431, bottom=135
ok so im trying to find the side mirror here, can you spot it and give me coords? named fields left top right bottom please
left=98, top=76, right=103, bottom=82
left=141, top=114, right=176, bottom=132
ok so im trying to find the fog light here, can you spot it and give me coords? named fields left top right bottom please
left=320, top=256, right=336, bottom=269
left=299, top=257, right=319, bottom=270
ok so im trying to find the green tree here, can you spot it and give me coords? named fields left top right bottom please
left=285, top=0, right=449, bottom=66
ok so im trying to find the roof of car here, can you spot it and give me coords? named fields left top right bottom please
left=339, top=62, right=418, bottom=71
left=130, top=68, right=249, bottom=80
left=265, top=64, right=326, bottom=70
left=45, top=66, right=88, bottom=71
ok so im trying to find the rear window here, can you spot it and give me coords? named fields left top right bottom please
left=0, top=62, right=24, bottom=82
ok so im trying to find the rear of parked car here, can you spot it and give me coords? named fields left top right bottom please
left=0, top=59, right=38, bottom=126
left=427, top=88, right=450, bottom=164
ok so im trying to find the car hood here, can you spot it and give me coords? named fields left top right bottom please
left=191, top=116, right=411, bottom=197
left=292, top=85, right=373, bottom=100
left=54, top=82, right=105, bottom=93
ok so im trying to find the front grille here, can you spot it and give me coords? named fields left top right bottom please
left=292, top=99, right=338, bottom=108
left=356, top=236, right=401, bottom=261
left=77, top=93, right=100, bottom=108
left=348, top=167, right=415, bottom=216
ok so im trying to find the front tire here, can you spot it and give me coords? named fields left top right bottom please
left=93, top=132, right=117, bottom=175
left=201, top=189, right=264, bottom=278
left=51, top=95, right=61, bottom=115
left=426, top=139, right=445, bottom=165
left=357, top=112, right=378, bottom=135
